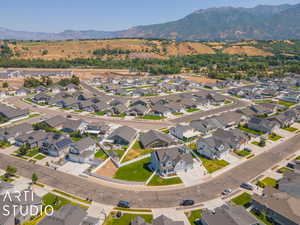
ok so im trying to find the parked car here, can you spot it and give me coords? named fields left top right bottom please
left=287, top=162, right=296, bottom=169
left=244, top=148, right=253, bottom=152
left=240, top=183, right=254, bottom=191
left=222, top=189, right=232, bottom=195
left=180, top=200, right=195, bottom=206
left=117, top=200, right=132, bottom=208
left=67, top=115, right=72, bottom=118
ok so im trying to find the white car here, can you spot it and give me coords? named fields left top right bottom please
left=222, top=189, right=232, bottom=195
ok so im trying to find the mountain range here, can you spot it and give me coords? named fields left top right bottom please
left=1, top=3, right=300, bottom=41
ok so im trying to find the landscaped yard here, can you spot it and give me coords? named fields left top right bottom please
left=277, top=167, right=293, bottom=174
left=199, top=156, right=229, bottom=173
left=186, top=108, right=200, bottom=113
left=139, top=115, right=166, bottom=120
left=185, top=209, right=202, bottom=225
left=114, top=157, right=153, bottom=182
left=148, top=175, right=182, bottom=186
left=238, top=125, right=265, bottom=136
left=251, top=141, right=264, bottom=147
left=121, top=141, right=153, bottom=162
left=26, top=148, right=40, bottom=157
left=53, top=189, right=91, bottom=204
left=0, top=141, right=11, bottom=149
left=94, top=111, right=107, bottom=116
left=104, top=213, right=153, bottom=225
left=283, top=127, right=298, bottom=132
left=42, top=193, right=88, bottom=211
left=257, top=177, right=277, bottom=188
left=231, top=192, right=252, bottom=207
left=277, top=100, right=296, bottom=108
left=94, top=150, right=109, bottom=160
left=172, top=112, right=184, bottom=116
left=34, top=154, right=46, bottom=160
left=235, top=150, right=251, bottom=157
left=268, top=134, right=282, bottom=141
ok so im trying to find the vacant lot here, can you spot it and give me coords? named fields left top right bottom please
left=95, top=159, right=118, bottom=178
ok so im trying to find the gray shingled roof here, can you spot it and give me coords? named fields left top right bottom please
left=140, top=130, right=175, bottom=148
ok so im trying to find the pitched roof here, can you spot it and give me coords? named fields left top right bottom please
left=108, top=126, right=137, bottom=143
left=72, top=137, right=96, bottom=151
left=140, top=130, right=175, bottom=147
left=44, top=115, right=66, bottom=127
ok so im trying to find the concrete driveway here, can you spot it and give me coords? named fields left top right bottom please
left=58, top=162, right=90, bottom=176
left=178, top=161, right=207, bottom=187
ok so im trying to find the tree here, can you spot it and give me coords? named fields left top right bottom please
left=31, top=173, right=38, bottom=184
left=18, top=144, right=30, bottom=156
left=71, top=75, right=80, bottom=85
left=5, top=165, right=17, bottom=178
left=2, top=82, right=8, bottom=88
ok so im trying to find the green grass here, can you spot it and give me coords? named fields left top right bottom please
left=148, top=175, right=182, bottom=186
left=238, top=125, right=265, bottom=136
left=26, top=148, right=40, bottom=157
left=113, top=150, right=126, bottom=159
left=114, top=158, right=152, bottom=182
left=277, top=167, right=293, bottom=174
left=251, top=141, right=264, bottom=147
left=277, top=100, right=296, bottom=108
left=94, top=111, right=107, bottom=116
left=0, top=141, right=11, bottom=149
left=113, top=208, right=152, bottom=213
left=35, top=183, right=45, bottom=188
left=0, top=175, right=14, bottom=183
left=71, top=136, right=81, bottom=141
left=186, top=108, right=200, bottom=113
left=139, top=115, right=166, bottom=120
left=235, top=150, right=251, bottom=157
left=254, top=100, right=276, bottom=104
left=42, top=193, right=88, bottom=211
left=104, top=213, right=153, bottom=225
left=283, top=127, right=298, bottom=132
left=268, top=134, right=282, bottom=141
left=34, top=154, right=46, bottom=160
left=224, top=100, right=232, bottom=104
left=231, top=193, right=252, bottom=207
left=94, top=150, right=108, bottom=160
left=53, top=189, right=91, bottom=204
left=172, top=112, right=184, bottom=116
left=160, top=129, right=170, bottom=134
left=257, top=177, right=277, bottom=188
left=121, top=141, right=154, bottom=162
left=296, top=155, right=300, bottom=160
left=199, top=156, right=229, bottom=173
left=186, top=210, right=202, bottom=225
left=111, top=112, right=127, bottom=118
left=250, top=210, right=275, bottom=225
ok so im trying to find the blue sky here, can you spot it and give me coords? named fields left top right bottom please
left=1, top=0, right=299, bottom=32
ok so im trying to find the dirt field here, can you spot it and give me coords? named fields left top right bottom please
left=95, top=159, right=118, bottom=178
left=9, top=39, right=216, bottom=60
left=184, top=75, right=218, bottom=84
left=223, top=46, right=274, bottom=56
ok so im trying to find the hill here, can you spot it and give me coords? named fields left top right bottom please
left=2, top=4, right=300, bottom=41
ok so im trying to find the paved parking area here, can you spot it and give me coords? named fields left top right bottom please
left=178, top=161, right=206, bottom=187
left=58, top=162, right=90, bottom=176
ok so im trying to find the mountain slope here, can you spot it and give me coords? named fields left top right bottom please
left=1, top=3, right=300, bottom=41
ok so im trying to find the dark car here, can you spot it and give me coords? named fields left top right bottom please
left=66, top=115, right=72, bottom=118
left=117, top=200, right=132, bottom=208
left=180, top=200, right=195, bottom=206
left=240, top=183, right=254, bottom=191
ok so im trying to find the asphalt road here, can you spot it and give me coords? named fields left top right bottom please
left=1, top=134, right=299, bottom=208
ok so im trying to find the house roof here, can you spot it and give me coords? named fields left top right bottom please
left=152, top=215, right=184, bottom=225
left=253, top=187, right=300, bottom=224
left=62, top=119, right=86, bottom=131
left=72, top=137, right=96, bottom=152
left=0, top=123, right=33, bottom=139
left=202, top=205, right=261, bottom=225
left=140, top=130, right=175, bottom=148
left=108, top=126, right=137, bottom=143
left=44, top=115, right=66, bottom=127
left=0, top=103, right=29, bottom=120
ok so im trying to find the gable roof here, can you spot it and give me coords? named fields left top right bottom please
left=108, top=126, right=137, bottom=143
left=72, top=137, right=96, bottom=152
left=140, top=130, right=175, bottom=148
left=44, top=115, right=66, bottom=127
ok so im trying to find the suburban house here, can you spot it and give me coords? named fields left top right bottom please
left=68, top=137, right=97, bottom=163
left=85, top=123, right=109, bottom=136
left=197, top=136, right=230, bottom=160
left=151, top=146, right=194, bottom=176
left=0, top=123, right=33, bottom=144
left=61, top=119, right=88, bottom=134
left=247, top=117, right=279, bottom=134
left=15, top=87, right=30, bottom=96
left=32, top=93, right=51, bottom=104
left=0, top=190, right=42, bottom=225
left=278, top=171, right=300, bottom=199
left=250, top=103, right=278, bottom=116
left=213, top=129, right=250, bottom=151
left=170, top=124, right=200, bottom=141
left=150, top=104, right=172, bottom=117
left=140, top=130, right=176, bottom=149
left=107, top=126, right=137, bottom=146
left=65, top=83, right=79, bottom=93
left=43, top=115, right=66, bottom=129
left=268, top=110, right=296, bottom=128
left=200, top=205, right=262, bottom=225
left=37, top=204, right=100, bottom=225
left=131, top=215, right=184, bottom=225
left=128, top=104, right=148, bottom=116
left=40, top=133, right=72, bottom=157
left=0, top=103, right=29, bottom=122
left=15, top=130, right=48, bottom=148
left=252, top=187, right=300, bottom=225
left=280, top=91, right=300, bottom=103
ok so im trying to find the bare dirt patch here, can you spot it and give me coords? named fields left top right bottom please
left=95, top=159, right=118, bottom=178
left=184, top=76, right=218, bottom=84
left=223, top=46, right=273, bottom=56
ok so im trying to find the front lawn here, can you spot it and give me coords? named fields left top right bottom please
left=235, top=150, right=251, bottom=157
left=231, top=192, right=252, bottom=207
left=104, top=213, right=153, bottom=225
left=268, top=134, right=282, bottom=141
left=251, top=141, right=265, bottom=147
left=148, top=175, right=182, bottom=186
left=114, top=158, right=153, bottom=182
left=26, top=148, right=40, bottom=157
left=277, top=100, right=296, bottom=108
left=94, top=111, right=107, bottom=116
left=172, top=112, right=184, bottom=116
left=94, top=150, right=109, bottom=160
left=185, top=209, right=202, bottom=225
left=139, top=115, right=166, bottom=120
left=121, top=141, right=153, bottom=162
left=34, top=154, right=46, bottom=160
left=283, top=127, right=298, bottom=132
left=42, top=193, right=88, bottom=211
left=0, top=141, right=11, bottom=149
left=257, top=177, right=277, bottom=188
left=277, top=167, right=293, bottom=174
left=199, top=156, right=229, bottom=173
left=238, top=125, right=265, bottom=136
left=186, top=108, right=200, bottom=113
